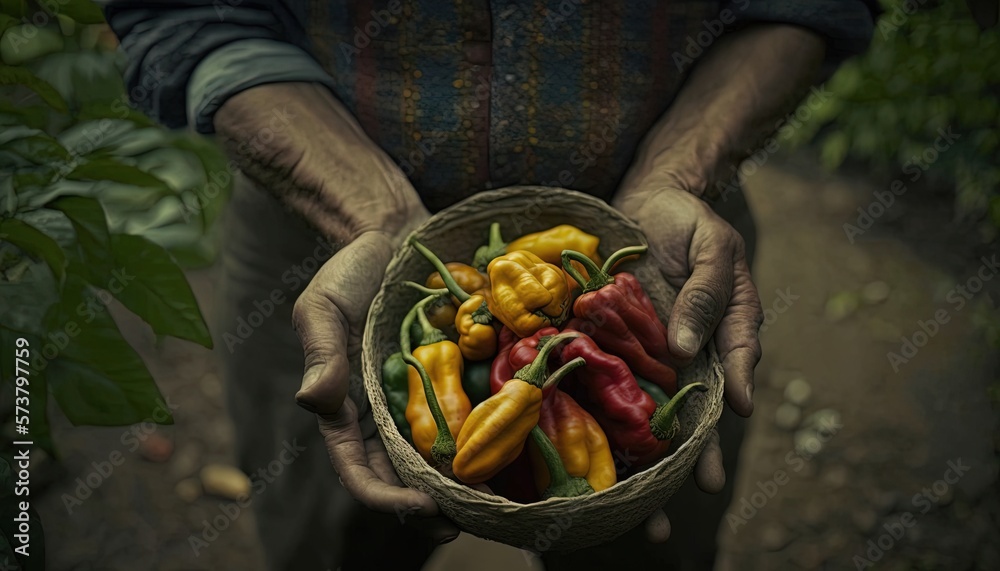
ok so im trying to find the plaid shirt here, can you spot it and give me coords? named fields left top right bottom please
left=106, top=1, right=875, bottom=211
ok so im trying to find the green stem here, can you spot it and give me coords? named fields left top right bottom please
left=541, top=357, right=585, bottom=391
left=416, top=304, right=447, bottom=345
left=601, top=245, right=648, bottom=274
left=532, top=426, right=594, bottom=499
left=513, top=332, right=579, bottom=387
left=409, top=238, right=471, bottom=303
left=400, top=297, right=456, bottom=464
left=649, top=382, right=709, bottom=440
left=472, top=222, right=507, bottom=271
left=561, top=249, right=613, bottom=292
left=403, top=281, right=449, bottom=297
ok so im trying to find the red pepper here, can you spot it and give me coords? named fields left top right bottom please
left=489, top=326, right=519, bottom=395
left=532, top=386, right=616, bottom=493
left=558, top=330, right=706, bottom=467
left=562, top=245, right=678, bottom=395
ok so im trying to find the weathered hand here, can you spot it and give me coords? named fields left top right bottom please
left=615, top=186, right=763, bottom=542
left=292, top=231, right=460, bottom=544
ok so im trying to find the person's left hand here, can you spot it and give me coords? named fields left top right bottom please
left=613, top=181, right=763, bottom=542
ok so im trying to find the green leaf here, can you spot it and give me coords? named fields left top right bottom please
left=0, top=456, right=46, bottom=571
left=47, top=196, right=111, bottom=282
left=47, top=275, right=171, bottom=426
left=76, top=101, right=156, bottom=128
left=0, top=132, right=71, bottom=164
left=108, top=233, right=212, bottom=348
left=67, top=157, right=169, bottom=190
left=0, top=65, right=67, bottom=113
left=41, top=0, right=105, bottom=24
left=0, top=218, right=67, bottom=284
left=0, top=261, right=59, bottom=336
left=0, top=0, right=27, bottom=18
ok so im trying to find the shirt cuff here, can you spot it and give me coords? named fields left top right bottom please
left=187, top=39, right=337, bottom=134
left=725, top=0, right=877, bottom=64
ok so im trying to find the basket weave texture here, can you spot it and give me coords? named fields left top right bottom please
left=361, top=187, right=724, bottom=551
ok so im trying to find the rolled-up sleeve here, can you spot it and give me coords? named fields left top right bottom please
left=104, top=1, right=336, bottom=133
left=723, top=0, right=880, bottom=63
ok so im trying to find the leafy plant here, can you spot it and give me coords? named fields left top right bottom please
left=787, top=0, right=1000, bottom=238
left=1, top=0, right=228, bottom=455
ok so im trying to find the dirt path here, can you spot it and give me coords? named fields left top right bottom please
left=35, top=157, right=998, bottom=570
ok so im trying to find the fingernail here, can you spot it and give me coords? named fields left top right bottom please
left=296, top=399, right=318, bottom=414
left=437, top=533, right=459, bottom=545
left=745, top=384, right=754, bottom=408
left=300, top=365, right=323, bottom=393
left=676, top=325, right=701, bottom=355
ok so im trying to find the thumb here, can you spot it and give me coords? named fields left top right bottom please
left=667, top=243, right=734, bottom=365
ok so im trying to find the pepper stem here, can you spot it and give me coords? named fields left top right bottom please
left=416, top=304, right=448, bottom=345
left=513, top=332, right=579, bottom=387
left=403, top=281, right=449, bottom=297
left=409, top=238, right=471, bottom=303
left=649, top=382, right=708, bottom=440
left=400, top=297, right=456, bottom=465
left=562, top=249, right=613, bottom=292
left=471, top=300, right=493, bottom=325
left=472, top=222, right=507, bottom=271
left=541, top=357, right=585, bottom=390
left=531, top=426, right=595, bottom=499
left=601, top=245, right=648, bottom=274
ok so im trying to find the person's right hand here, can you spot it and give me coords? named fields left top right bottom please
left=215, top=82, right=456, bottom=542
left=292, top=232, right=458, bottom=544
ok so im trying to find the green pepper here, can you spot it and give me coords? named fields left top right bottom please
left=462, top=359, right=493, bottom=407
left=382, top=352, right=412, bottom=441
left=381, top=322, right=425, bottom=442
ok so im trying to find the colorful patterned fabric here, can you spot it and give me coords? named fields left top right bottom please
left=105, top=1, right=877, bottom=210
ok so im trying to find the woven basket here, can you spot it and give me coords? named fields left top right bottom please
left=361, top=187, right=724, bottom=551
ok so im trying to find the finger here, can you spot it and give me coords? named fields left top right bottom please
left=694, top=429, right=725, bottom=494
left=667, top=235, right=734, bottom=366
left=713, top=259, right=762, bottom=417
left=365, top=434, right=404, bottom=487
left=320, top=398, right=438, bottom=515
left=644, top=508, right=672, bottom=543
left=294, top=232, right=394, bottom=414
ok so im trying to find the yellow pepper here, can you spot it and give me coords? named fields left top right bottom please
left=455, top=294, right=497, bottom=361
left=400, top=295, right=471, bottom=467
left=529, top=389, right=617, bottom=493
left=453, top=333, right=583, bottom=484
left=487, top=250, right=570, bottom=338
left=426, top=262, right=489, bottom=301
left=507, top=224, right=600, bottom=267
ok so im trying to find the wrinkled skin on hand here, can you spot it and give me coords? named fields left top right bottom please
left=292, top=232, right=461, bottom=545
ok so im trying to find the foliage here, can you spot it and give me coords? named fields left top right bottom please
left=0, top=0, right=228, bottom=462
left=787, top=0, right=1000, bottom=237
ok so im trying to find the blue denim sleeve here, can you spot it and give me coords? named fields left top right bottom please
left=722, top=0, right=880, bottom=62
left=104, top=1, right=334, bottom=133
